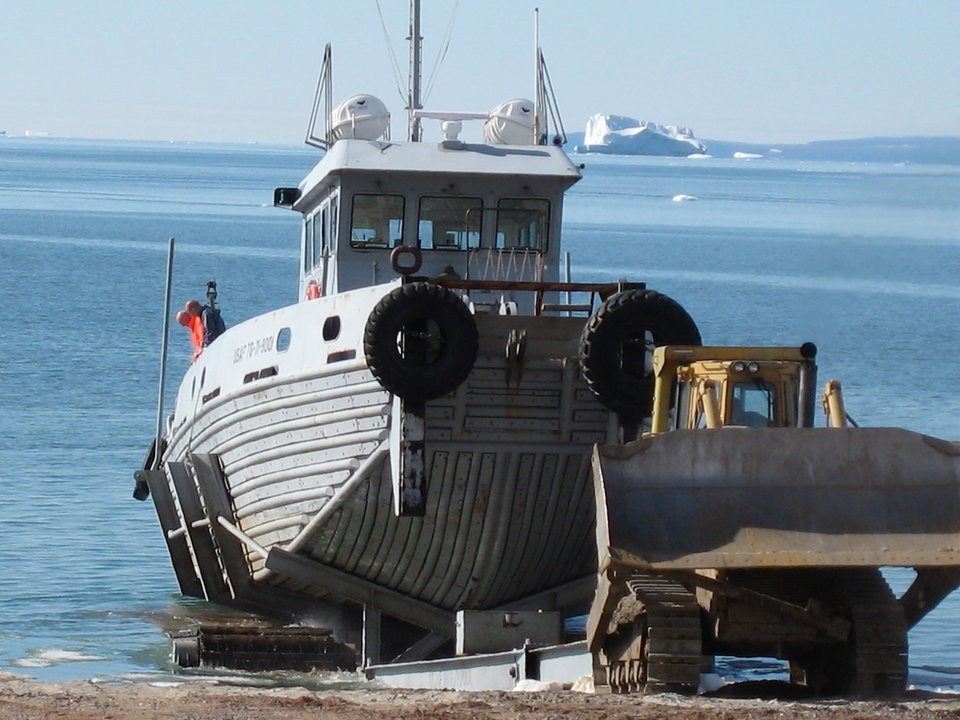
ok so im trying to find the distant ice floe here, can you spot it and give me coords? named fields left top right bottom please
left=672, top=194, right=699, bottom=202
left=13, top=648, right=105, bottom=669
left=733, top=151, right=764, bottom=159
left=576, top=114, right=707, bottom=157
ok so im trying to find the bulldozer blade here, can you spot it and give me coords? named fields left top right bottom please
left=593, top=428, right=960, bottom=571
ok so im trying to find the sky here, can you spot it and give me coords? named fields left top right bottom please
left=2, top=0, right=959, bottom=145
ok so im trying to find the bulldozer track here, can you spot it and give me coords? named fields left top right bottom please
left=601, top=574, right=702, bottom=694
left=841, top=570, right=909, bottom=697
left=789, top=569, right=908, bottom=697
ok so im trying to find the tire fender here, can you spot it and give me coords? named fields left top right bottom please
left=579, top=289, right=701, bottom=420
left=364, top=282, right=478, bottom=401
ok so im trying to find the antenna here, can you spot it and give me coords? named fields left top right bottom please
left=534, top=8, right=542, bottom=145
left=408, top=0, right=423, bottom=141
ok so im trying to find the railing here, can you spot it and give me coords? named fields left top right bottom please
left=431, top=278, right=643, bottom=317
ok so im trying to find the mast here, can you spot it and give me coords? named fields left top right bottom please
left=407, top=0, right=423, bottom=141
left=533, top=7, right=542, bottom=145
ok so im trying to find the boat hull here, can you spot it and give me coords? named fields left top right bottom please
left=146, top=285, right=614, bottom=644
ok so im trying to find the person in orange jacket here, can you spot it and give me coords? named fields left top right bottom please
left=176, top=299, right=205, bottom=361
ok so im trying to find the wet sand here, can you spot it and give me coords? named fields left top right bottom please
left=2, top=679, right=960, bottom=720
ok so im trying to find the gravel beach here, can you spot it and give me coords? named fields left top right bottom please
left=2, top=678, right=960, bottom=720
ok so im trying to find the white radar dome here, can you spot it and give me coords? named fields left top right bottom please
left=483, top=98, right=535, bottom=145
left=330, top=94, right=390, bottom=141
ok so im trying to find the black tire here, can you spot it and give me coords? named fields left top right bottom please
left=579, top=289, right=700, bottom=420
left=364, top=282, right=479, bottom=402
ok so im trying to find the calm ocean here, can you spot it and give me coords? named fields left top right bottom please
left=1, top=138, right=959, bottom=688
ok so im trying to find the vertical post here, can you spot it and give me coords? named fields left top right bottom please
left=408, top=0, right=423, bottom=141
left=823, top=379, right=847, bottom=428
left=798, top=345, right=818, bottom=428
left=323, top=44, right=333, bottom=145
left=533, top=7, right=542, bottom=144
left=154, top=237, right=175, bottom=469
left=363, top=604, right=382, bottom=668
left=391, top=396, right=427, bottom=516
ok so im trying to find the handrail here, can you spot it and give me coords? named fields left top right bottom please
left=431, top=277, right=644, bottom=316
left=431, top=278, right=637, bottom=295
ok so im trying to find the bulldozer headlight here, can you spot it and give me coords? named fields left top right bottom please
left=732, top=361, right=746, bottom=373
left=747, top=362, right=760, bottom=373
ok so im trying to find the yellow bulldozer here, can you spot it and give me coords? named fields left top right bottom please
left=587, top=342, right=960, bottom=696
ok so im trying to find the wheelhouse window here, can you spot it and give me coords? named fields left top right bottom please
left=495, top=198, right=549, bottom=251
left=350, top=194, right=404, bottom=249
left=330, top=197, right=338, bottom=252
left=418, top=197, right=481, bottom=250
left=311, top=207, right=328, bottom=268
left=303, top=215, right=315, bottom=273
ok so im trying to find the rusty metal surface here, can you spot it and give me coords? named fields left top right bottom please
left=594, top=428, right=960, bottom=570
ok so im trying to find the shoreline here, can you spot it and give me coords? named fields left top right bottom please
left=3, top=678, right=960, bottom=720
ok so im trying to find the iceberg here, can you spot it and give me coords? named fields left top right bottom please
left=575, top=114, right=707, bottom=157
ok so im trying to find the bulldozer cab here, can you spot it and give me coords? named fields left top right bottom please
left=648, top=344, right=819, bottom=435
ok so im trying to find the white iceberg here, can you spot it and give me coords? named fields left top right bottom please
left=576, top=114, right=707, bottom=157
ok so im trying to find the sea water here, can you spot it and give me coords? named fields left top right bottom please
left=0, top=138, right=958, bottom=688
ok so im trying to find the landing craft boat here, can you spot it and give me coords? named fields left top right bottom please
left=137, top=2, right=960, bottom=695
left=136, top=3, right=685, bottom=665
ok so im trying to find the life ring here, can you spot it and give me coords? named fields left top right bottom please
left=579, top=289, right=701, bottom=420
left=390, top=245, right=423, bottom=276
left=364, top=282, right=478, bottom=401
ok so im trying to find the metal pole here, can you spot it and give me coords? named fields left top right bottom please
left=534, top=8, right=542, bottom=144
left=408, top=0, right=423, bottom=141
left=154, top=237, right=175, bottom=468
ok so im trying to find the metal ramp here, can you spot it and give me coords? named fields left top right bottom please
left=367, top=641, right=592, bottom=691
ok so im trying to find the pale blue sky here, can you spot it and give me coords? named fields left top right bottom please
left=2, top=0, right=958, bottom=144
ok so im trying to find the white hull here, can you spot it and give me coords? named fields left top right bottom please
left=146, top=282, right=616, bottom=637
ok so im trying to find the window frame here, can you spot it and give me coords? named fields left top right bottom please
left=349, top=193, right=405, bottom=249
left=417, top=195, right=483, bottom=251
left=494, top=198, right=550, bottom=252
